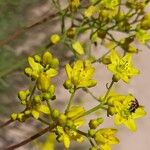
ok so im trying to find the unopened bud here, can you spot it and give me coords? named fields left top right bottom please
left=58, top=114, right=67, bottom=126
left=11, top=113, right=18, bottom=121
left=89, top=118, right=104, bottom=129
left=52, top=109, right=60, bottom=119
left=50, top=34, right=60, bottom=44
left=63, top=80, right=72, bottom=89
left=42, top=51, right=52, bottom=66
left=112, top=74, right=120, bottom=82
left=18, top=90, right=30, bottom=101
left=34, top=55, right=41, bottom=63
left=88, top=129, right=96, bottom=137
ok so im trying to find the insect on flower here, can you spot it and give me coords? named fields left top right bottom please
left=129, top=98, right=139, bottom=113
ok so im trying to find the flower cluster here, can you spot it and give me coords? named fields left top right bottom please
left=11, top=51, right=59, bottom=121
left=54, top=106, right=85, bottom=149
left=88, top=117, right=119, bottom=150
left=94, top=128, right=119, bottom=150
left=4, top=0, right=150, bottom=150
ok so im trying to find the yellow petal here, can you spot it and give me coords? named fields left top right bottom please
left=37, top=105, right=50, bottom=114
left=114, top=114, right=124, bottom=125
left=46, top=69, right=58, bottom=77
left=124, top=119, right=137, bottom=132
left=132, top=107, right=146, bottom=119
left=72, top=41, right=84, bottom=55
left=110, top=50, right=120, bottom=65
left=65, top=64, right=72, bottom=79
left=63, top=134, right=70, bottom=149
left=31, top=110, right=40, bottom=119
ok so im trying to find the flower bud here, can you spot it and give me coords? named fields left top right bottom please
left=56, top=136, right=64, bottom=142
left=112, top=74, right=120, bottom=82
left=107, top=107, right=116, bottom=116
left=97, top=30, right=106, bottom=39
left=127, top=45, right=138, bottom=53
left=50, top=58, right=59, bottom=69
left=58, top=114, right=67, bottom=126
left=89, top=147, right=97, bottom=150
left=21, top=100, right=26, bottom=105
left=66, top=120, right=74, bottom=128
left=24, top=110, right=31, bottom=115
left=48, top=85, right=55, bottom=95
left=140, top=13, right=150, bottom=30
left=89, top=118, right=104, bottom=129
left=42, top=51, right=52, bottom=66
left=17, top=113, right=25, bottom=122
left=42, top=92, right=52, bottom=100
left=102, top=56, right=111, bottom=65
left=67, top=27, right=76, bottom=39
left=84, top=6, right=97, bottom=18
left=37, top=73, right=51, bottom=92
left=18, top=90, right=30, bottom=101
left=33, top=95, right=41, bottom=103
left=34, top=55, right=41, bottom=63
left=50, top=34, right=60, bottom=44
left=52, top=109, right=60, bottom=119
left=24, top=67, right=32, bottom=77
left=63, top=79, right=72, bottom=89
left=11, top=113, right=18, bottom=121
left=88, top=129, right=96, bottom=137
left=31, top=71, right=39, bottom=80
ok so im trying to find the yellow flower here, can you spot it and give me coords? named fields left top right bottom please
left=31, top=104, right=50, bottom=119
left=84, top=6, right=97, bottom=18
left=68, top=0, right=80, bottom=11
left=107, top=50, right=139, bottom=83
left=136, top=29, right=150, bottom=44
left=140, top=13, right=150, bottom=30
left=25, top=51, right=59, bottom=81
left=66, top=105, right=85, bottom=127
left=100, top=0, right=119, bottom=10
left=64, top=60, right=97, bottom=90
left=106, top=93, right=146, bottom=131
left=94, top=128, right=119, bottom=150
left=37, top=69, right=57, bottom=92
left=25, top=57, right=43, bottom=79
left=114, top=106, right=146, bottom=132
left=56, top=106, right=85, bottom=149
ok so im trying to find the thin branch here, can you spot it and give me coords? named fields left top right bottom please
left=0, top=11, right=60, bottom=47
left=5, top=124, right=56, bottom=150
left=83, top=88, right=99, bottom=101
left=0, top=119, right=14, bottom=129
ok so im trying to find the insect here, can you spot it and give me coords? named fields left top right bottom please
left=129, top=98, right=139, bottom=113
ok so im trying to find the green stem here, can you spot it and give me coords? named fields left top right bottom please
left=77, top=104, right=107, bottom=119
left=76, top=81, right=114, bottom=119
left=104, top=80, right=114, bottom=100
left=83, top=88, right=99, bottom=101
left=65, top=91, right=76, bottom=114
left=28, top=81, right=37, bottom=108
left=46, top=100, right=52, bottom=114
left=76, top=130, right=96, bottom=147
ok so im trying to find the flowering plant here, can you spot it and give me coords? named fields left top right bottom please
left=0, top=0, right=149, bottom=150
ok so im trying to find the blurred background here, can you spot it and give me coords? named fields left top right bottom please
left=0, top=0, right=150, bottom=150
